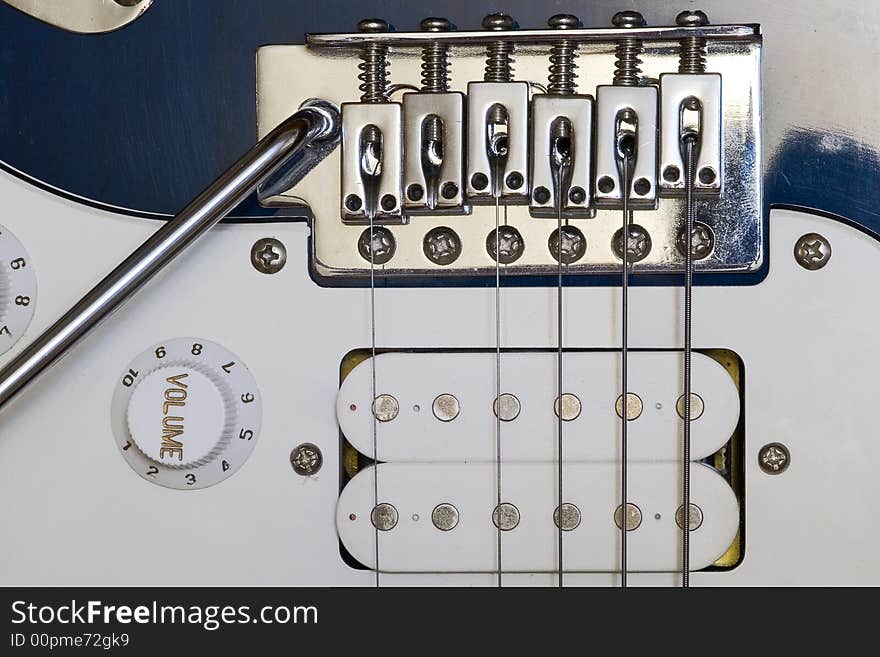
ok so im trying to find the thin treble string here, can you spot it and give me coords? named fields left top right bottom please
left=369, top=215, right=379, bottom=588
left=682, top=136, right=697, bottom=587
left=620, top=157, right=631, bottom=589
left=556, top=197, right=564, bottom=587
left=495, top=194, right=503, bottom=588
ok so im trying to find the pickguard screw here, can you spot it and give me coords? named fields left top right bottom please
left=290, top=443, right=323, bottom=476
left=794, top=233, right=831, bottom=270
left=358, top=226, right=396, bottom=265
left=676, top=222, right=715, bottom=260
left=759, top=442, right=791, bottom=475
left=251, top=238, right=287, bottom=274
left=423, top=226, right=462, bottom=266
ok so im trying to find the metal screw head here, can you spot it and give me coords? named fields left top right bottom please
left=759, top=442, right=790, bottom=475
left=676, top=222, right=716, bottom=260
left=423, top=226, right=462, bottom=266
left=432, top=393, right=460, bottom=422
left=251, top=238, right=287, bottom=274
left=482, top=13, right=516, bottom=31
left=492, top=503, right=521, bottom=530
left=612, top=224, right=652, bottom=263
left=371, top=503, right=398, bottom=530
left=554, top=503, right=582, bottom=531
left=676, top=393, right=705, bottom=421
left=676, top=10, right=710, bottom=27
left=290, top=443, right=322, bottom=476
left=614, top=502, right=643, bottom=531
left=358, top=227, right=396, bottom=265
left=432, top=503, right=459, bottom=530
left=675, top=503, right=704, bottom=531
left=421, top=17, right=452, bottom=32
left=612, top=11, right=646, bottom=29
left=548, top=14, right=580, bottom=30
left=794, top=233, right=832, bottom=270
left=486, top=226, right=525, bottom=264
left=493, top=393, right=521, bottom=422
left=615, top=392, right=643, bottom=420
left=358, top=18, right=389, bottom=33
left=372, top=394, right=399, bottom=422
left=554, top=393, right=582, bottom=421
left=549, top=225, right=587, bottom=264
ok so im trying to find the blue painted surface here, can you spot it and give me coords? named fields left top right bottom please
left=0, top=0, right=878, bottom=285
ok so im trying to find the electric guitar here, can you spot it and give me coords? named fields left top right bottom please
left=0, top=0, right=877, bottom=587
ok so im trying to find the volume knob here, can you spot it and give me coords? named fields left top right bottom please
left=126, top=364, right=235, bottom=469
left=112, top=338, right=262, bottom=490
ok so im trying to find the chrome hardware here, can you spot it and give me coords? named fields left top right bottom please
left=0, top=101, right=340, bottom=415
left=341, top=20, right=403, bottom=223
left=595, top=12, right=658, bottom=210
left=530, top=14, right=594, bottom=218
left=467, top=14, right=530, bottom=202
left=290, top=443, right=323, bottom=476
left=403, top=19, right=466, bottom=215
left=660, top=11, right=722, bottom=195
left=794, top=233, right=832, bottom=270
left=759, top=443, right=791, bottom=475
left=250, top=237, right=287, bottom=274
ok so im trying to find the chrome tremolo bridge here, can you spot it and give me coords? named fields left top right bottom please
left=256, top=14, right=763, bottom=282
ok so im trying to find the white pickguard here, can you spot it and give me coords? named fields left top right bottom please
left=0, top=167, right=876, bottom=586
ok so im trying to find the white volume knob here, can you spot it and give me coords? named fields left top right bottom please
left=112, top=338, right=262, bottom=490
left=126, top=364, right=235, bottom=468
left=0, top=223, right=38, bottom=355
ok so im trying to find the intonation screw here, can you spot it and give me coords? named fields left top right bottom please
left=611, top=11, right=646, bottom=86
left=357, top=19, right=391, bottom=103
left=482, top=13, right=516, bottom=82
left=547, top=14, right=580, bottom=95
left=420, top=17, right=452, bottom=92
left=676, top=11, right=709, bottom=74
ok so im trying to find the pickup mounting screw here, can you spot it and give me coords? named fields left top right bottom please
left=759, top=442, right=790, bottom=474
left=794, top=233, right=831, bottom=270
left=290, top=443, right=323, bottom=476
left=251, top=238, right=287, bottom=274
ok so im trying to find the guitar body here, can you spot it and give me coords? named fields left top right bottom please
left=0, top=0, right=877, bottom=586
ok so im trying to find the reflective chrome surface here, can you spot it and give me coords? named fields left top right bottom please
left=0, top=101, right=339, bottom=414
left=1, top=0, right=153, bottom=34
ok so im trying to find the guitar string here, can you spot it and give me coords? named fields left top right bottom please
left=556, top=188, right=564, bottom=587
left=682, top=136, right=697, bottom=587
left=620, top=157, right=631, bottom=589
left=494, top=194, right=503, bottom=588
left=369, top=206, right=379, bottom=588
